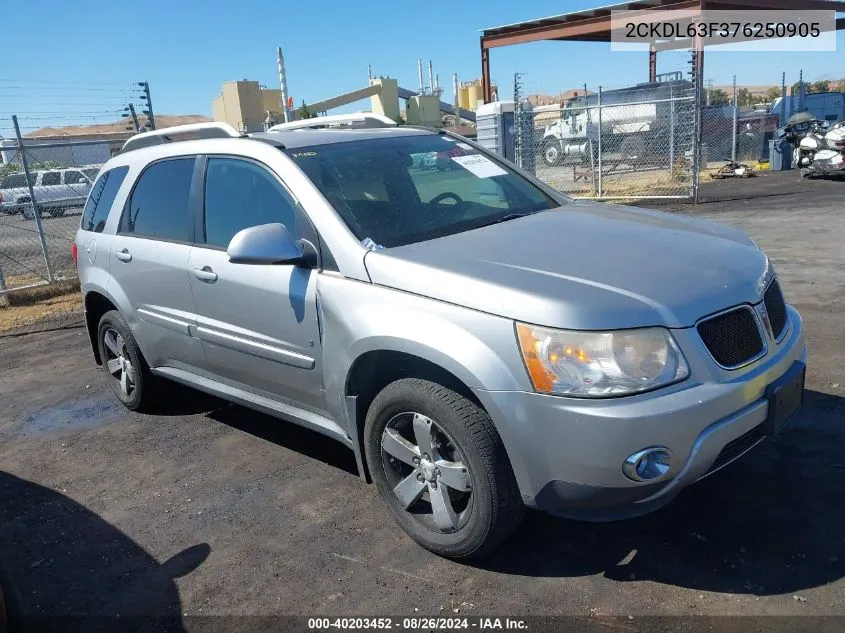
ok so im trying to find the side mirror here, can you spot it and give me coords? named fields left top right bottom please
left=227, top=223, right=313, bottom=266
left=822, top=121, right=831, bottom=129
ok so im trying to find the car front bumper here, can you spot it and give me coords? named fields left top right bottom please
left=474, top=305, right=807, bottom=521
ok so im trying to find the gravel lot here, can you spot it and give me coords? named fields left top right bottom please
left=1, top=170, right=843, bottom=630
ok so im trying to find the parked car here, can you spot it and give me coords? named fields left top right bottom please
left=74, top=116, right=807, bottom=559
left=0, top=168, right=98, bottom=219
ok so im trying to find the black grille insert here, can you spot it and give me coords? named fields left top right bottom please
left=709, top=424, right=765, bottom=473
left=697, top=307, right=764, bottom=368
left=764, top=280, right=787, bottom=340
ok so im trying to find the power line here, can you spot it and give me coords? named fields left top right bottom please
left=0, top=78, right=130, bottom=86
left=0, top=85, right=132, bottom=92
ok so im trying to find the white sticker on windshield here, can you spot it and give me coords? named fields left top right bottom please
left=456, top=142, right=473, bottom=150
left=451, top=154, right=507, bottom=178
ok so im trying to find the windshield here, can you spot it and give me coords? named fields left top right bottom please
left=285, top=134, right=560, bottom=248
left=1, top=173, right=36, bottom=189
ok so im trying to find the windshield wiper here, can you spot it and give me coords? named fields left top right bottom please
left=474, top=212, right=535, bottom=229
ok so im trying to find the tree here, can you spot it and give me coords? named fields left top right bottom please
left=765, top=87, right=782, bottom=102
left=708, top=88, right=730, bottom=106
left=791, top=81, right=807, bottom=96
left=737, top=88, right=754, bottom=107
left=811, top=80, right=831, bottom=94
left=295, top=100, right=318, bottom=120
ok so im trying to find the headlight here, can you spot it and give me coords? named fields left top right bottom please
left=516, top=323, right=689, bottom=397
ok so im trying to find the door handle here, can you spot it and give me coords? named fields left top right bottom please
left=115, top=248, right=132, bottom=262
left=192, top=266, right=218, bottom=283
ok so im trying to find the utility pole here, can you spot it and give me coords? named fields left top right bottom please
left=122, top=103, right=141, bottom=132
left=706, top=78, right=713, bottom=106
left=277, top=47, right=291, bottom=123
left=138, top=81, right=156, bottom=129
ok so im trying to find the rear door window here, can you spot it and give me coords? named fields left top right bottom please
left=41, top=172, right=61, bottom=186
left=81, top=166, right=129, bottom=233
left=122, top=158, right=195, bottom=242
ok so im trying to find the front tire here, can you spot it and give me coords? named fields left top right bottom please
left=97, top=310, right=158, bottom=412
left=364, top=378, right=524, bottom=559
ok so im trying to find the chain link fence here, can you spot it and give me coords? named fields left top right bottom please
left=0, top=123, right=123, bottom=335
left=515, top=81, right=698, bottom=201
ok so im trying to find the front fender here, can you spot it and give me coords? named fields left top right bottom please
left=317, top=275, right=531, bottom=424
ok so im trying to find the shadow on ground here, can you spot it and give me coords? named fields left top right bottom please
left=471, top=389, right=845, bottom=596
left=0, top=472, right=210, bottom=633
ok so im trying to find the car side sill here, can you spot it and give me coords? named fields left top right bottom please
left=152, top=366, right=352, bottom=448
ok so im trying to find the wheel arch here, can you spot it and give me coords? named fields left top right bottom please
left=343, top=347, right=492, bottom=484
left=83, top=289, right=118, bottom=365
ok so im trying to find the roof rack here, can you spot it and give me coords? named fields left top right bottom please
left=119, top=122, right=243, bottom=154
left=267, top=113, right=397, bottom=133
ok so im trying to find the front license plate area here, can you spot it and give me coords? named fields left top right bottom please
left=764, top=361, right=805, bottom=435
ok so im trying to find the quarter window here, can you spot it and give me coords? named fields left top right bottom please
left=124, top=158, right=195, bottom=242
left=81, top=166, right=129, bottom=233
left=202, top=157, right=297, bottom=248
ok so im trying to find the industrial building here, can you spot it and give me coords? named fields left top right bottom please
left=211, top=80, right=286, bottom=133
left=210, top=60, right=493, bottom=132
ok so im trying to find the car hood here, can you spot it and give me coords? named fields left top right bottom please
left=363, top=201, right=771, bottom=330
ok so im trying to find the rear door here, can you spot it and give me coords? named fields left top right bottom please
left=39, top=171, right=63, bottom=207
left=187, top=155, right=326, bottom=414
left=109, top=156, right=206, bottom=370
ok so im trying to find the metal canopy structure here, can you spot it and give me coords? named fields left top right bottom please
left=480, top=0, right=845, bottom=103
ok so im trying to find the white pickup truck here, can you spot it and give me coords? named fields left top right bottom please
left=0, top=167, right=100, bottom=219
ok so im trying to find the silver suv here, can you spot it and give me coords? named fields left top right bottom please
left=74, top=116, right=807, bottom=559
left=1, top=167, right=99, bottom=218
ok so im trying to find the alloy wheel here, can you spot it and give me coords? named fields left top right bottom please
left=103, top=327, right=136, bottom=398
left=380, top=412, right=473, bottom=533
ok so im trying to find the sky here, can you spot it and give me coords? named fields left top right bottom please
left=1, top=0, right=844, bottom=132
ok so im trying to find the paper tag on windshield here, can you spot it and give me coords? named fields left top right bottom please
left=456, top=142, right=473, bottom=150
left=451, top=154, right=507, bottom=178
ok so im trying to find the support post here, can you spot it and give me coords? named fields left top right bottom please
left=0, top=261, right=9, bottom=306
left=649, top=46, right=657, bottom=82
left=692, top=42, right=704, bottom=204
left=481, top=44, right=492, bottom=103
left=731, top=74, right=738, bottom=163
left=128, top=103, right=141, bottom=131
left=12, top=115, right=54, bottom=283
left=597, top=86, right=603, bottom=198
left=780, top=71, right=787, bottom=126
left=669, top=83, right=676, bottom=178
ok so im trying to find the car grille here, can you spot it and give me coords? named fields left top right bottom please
left=708, top=423, right=765, bottom=474
left=697, top=307, right=764, bottom=368
left=764, top=280, right=788, bottom=340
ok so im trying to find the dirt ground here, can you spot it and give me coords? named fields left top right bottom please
left=1, top=169, right=843, bottom=631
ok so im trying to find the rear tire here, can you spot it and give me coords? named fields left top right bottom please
left=364, top=378, right=524, bottom=559
left=542, top=139, right=561, bottom=166
left=97, top=310, right=158, bottom=412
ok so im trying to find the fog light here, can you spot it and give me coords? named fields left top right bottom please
left=623, top=447, right=673, bottom=482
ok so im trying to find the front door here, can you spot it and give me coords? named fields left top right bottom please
left=187, top=156, right=326, bottom=415
left=109, top=156, right=205, bottom=370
